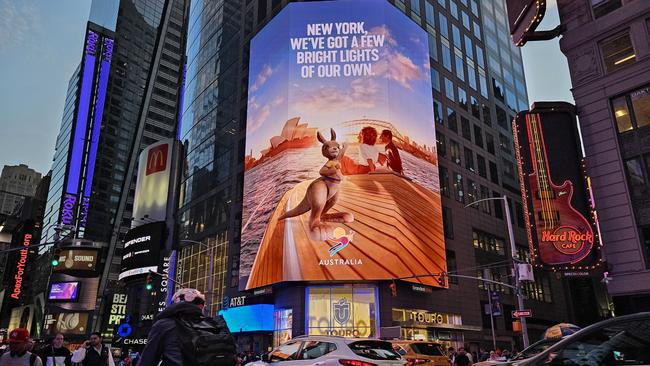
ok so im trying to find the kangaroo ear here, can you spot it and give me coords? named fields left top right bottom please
left=330, top=128, right=337, bottom=141
left=317, top=131, right=326, bottom=144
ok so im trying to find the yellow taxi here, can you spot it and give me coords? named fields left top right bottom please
left=390, top=341, right=451, bottom=366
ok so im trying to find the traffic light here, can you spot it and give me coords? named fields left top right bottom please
left=51, top=247, right=62, bottom=266
left=389, top=281, right=397, bottom=297
left=437, top=273, right=446, bottom=287
left=145, top=274, right=154, bottom=291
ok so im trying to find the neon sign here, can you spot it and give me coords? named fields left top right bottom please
left=513, top=105, right=602, bottom=271
left=11, top=233, right=32, bottom=300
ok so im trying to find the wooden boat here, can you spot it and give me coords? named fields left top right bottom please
left=246, top=171, right=447, bottom=289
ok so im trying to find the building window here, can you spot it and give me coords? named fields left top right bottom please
left=489, top=161, right=499, bottom=184
left=445, top=77, right=455, bottom=101
left=492, top=78, right=505, bottom=102
left=437, top=132, right=447, bottom=157
left=443, top=206, right=454, bottom=239
left=464, top=147, right=474, bottom=172
left=499, top=133, right=513, bottom=155
left=448, top=107, right=458, bottom=132
left=592, top=0, right=622, bottom=19
left=471, top=97, right=480, bottom=119
left=440, top=166, right=450, bottom=197
left=474, top=124, right=483, bottom=148
left=274, top=308, right=293, bottom=346
left=624, top=157, right=646, bottom=198
left=472, top=229, right=505, bottom=255
left=425, top=2, right=435, bottom=27
left=446, top=250, right=458, bottom=283
left=431, top=68, right=441, bottom=92
left=455, top=54, right=465, bottom=81
left=515, top=202, right=525, bottom=228
left=496, top=106, right=508, bottom=130
left=439, top=13, right=449, bottom=38
left=612, top=86, right=650, bottom=133
left=493, top=191, right=503, bottom=219
left=461, top=117, right=471, bottom=140
left=486, top=133, right=495, bottom=154
left=434, top=99, right=444, bottom=124
left=453, top=172, right=465, bottom=203
left=458, top=87, right=468, bottom=110
left=428, top=33, right=438, bottom=61
left=480, top=185, right=491, bottom=214
left=477, top=155, right=487, bottom=178
left=306, top=285, right=378, bottom=337
left=450, top=140, right=462, bottom=165
left=640, top=225, right=650, bottom=269
left=467, top=179, right=478, bottom=205
left=601, top=32, right=635, bottom=73
left=442, top=42, right=452, bottom=71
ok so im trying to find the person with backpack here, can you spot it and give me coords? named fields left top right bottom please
left=38, top=333, right=71, bottom=366
left=137, top=288, right=236, bottom=366
left=70, top=332, right=114, bottom=366
left=0, top=328, right=43, bottom=366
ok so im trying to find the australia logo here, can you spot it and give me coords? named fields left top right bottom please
left=327, top=227, right=354, bottom=257
left=333, top=298, right=351, bottom=325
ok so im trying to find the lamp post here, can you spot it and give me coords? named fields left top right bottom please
left=465, top=195, right=530, bottom=348
left=179, top=239, right=214, bottom=315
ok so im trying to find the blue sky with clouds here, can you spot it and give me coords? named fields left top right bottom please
left=0, top=0, right=573, bottom=174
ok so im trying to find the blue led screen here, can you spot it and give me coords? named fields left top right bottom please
left=218, top=304, right=274, bottom=332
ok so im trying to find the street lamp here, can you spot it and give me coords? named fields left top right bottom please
left=465, top=195, right=530, bottom=348
left=179, top=239, right=215, bottom=316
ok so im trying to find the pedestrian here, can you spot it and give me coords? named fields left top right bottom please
left=447, top=347, right=456, bottom=365
left=478, top=348, right=489, bottom=362
left=70, top=332, right=114, bottom=366
left=38, top=333, right=71, bottom=366
left=453, top=347, right=471, bottom=366
left=117, top=355, right=131, bottom=366
left=489, top=351, right=497, bottom=361
left=0, top=328, right=43, bottom=366
left=137, top=288, right=236, bottom=366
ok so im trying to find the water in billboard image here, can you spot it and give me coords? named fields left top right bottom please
left=49, top=282, right=81, bottom=301
left=241, top=0, right=446, bottom=289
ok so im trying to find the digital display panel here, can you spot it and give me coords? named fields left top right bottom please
left=119, top=221, right=166, bottom=280
left=241, top=0, right=446, bottom=289
left=52, top=248, right=98, bottom=272
left=513, top=103, right=602, bottom=271
left=219, top=304, right=274, bottom=332
left=49, top=282, right=80, bottom=301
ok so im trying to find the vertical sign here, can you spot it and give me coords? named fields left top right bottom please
left=513, top=103, right=602, bottom=272
left=132, top=139, right=173, bottom=226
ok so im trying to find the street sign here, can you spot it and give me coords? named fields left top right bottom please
left=512, top=309, right=533, bottom=318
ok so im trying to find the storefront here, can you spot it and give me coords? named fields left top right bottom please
left=392, top=308, right=481, bottom=350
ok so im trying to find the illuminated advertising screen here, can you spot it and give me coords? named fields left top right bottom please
left=49, top=282, right=81, bottom=301
left=43, top=312, right=90, bottom=336
left=306, top=285, right=378, bottom=338
left=119, top=221, right=166, bottom=280
left=241, top=0, right=446, bottom=289
left=513, top=103, right=602, bottom=271
left=52, top=248, right=98, bottom=272
left=49, top=274, right=99, bottom=311
left=8, top=305, right=35, bottom=333
left=132, top=139, right=174, bottom=225
left=219, top=304, right=274, bottom=332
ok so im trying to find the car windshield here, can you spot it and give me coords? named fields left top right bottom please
left=514, top=339, right=558, bottom=360
left=348, top=341, right=402, bottom=360
left=410, top=343, right=444, bottom=356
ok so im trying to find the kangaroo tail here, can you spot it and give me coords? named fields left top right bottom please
left=279, top=196, right=310, bottom=220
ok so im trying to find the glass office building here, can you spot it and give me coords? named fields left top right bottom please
left=181, top=0, right=574, bottom=352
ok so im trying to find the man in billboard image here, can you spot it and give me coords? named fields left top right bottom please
left=241, top=0, right=446, bottom=290
left=0, top=328, right=43, bottom=366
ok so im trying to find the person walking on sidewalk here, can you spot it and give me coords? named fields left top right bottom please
left=0, top=328, right=43, bottom=366
left=38, top=333, right=71, bottom=366
left=70, top=333, right=114, bottom=366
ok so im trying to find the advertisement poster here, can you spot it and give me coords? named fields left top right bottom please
left=513, top=104, right=601, bottom=271
left=8, top=305, right=35, bottom=332
left=52, top=248, right=98, bottom=272
left=241, top=0, right=446, bottom=289
left=43, top=312, right=89, bottom=336
left=119, top=222, right=165, bottom=280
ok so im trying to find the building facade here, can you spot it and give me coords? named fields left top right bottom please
left=179, top=0, right=577, bottom=353
left=39, top=0, right=189, bottom=336
left=0, top=164, right=42, bottom=215
left=557, top=0, right=650, bottom=313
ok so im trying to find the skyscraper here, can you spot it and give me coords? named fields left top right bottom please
left=557, top=0, right=650, bottom=314
left=179, top=0, right=574, bottom=351
left=40, top=0, right=189, bottom=334
left=0, top=164, right=42, bottom=215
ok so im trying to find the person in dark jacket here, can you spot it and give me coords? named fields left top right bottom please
left=137, top=288, right=207, bottom=366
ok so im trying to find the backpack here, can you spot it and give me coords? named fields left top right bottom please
left=175, top=314, right=237, bottom=366
left=29, top=353, right=37, bottom=366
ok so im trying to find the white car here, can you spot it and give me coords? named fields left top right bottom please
left=249, top=336, right=406, bottom=366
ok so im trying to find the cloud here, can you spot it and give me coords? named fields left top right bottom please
left=250, top=64, right=274, bottom=92
left=372, top=51, right=423, bottom=89
left=368, top=25, right=397, bottom=47
left=247, top=95, right=285, bottom=134
left=0, top=0, right=40, bottom=53
left=294, top=78, right=380, bottom=112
